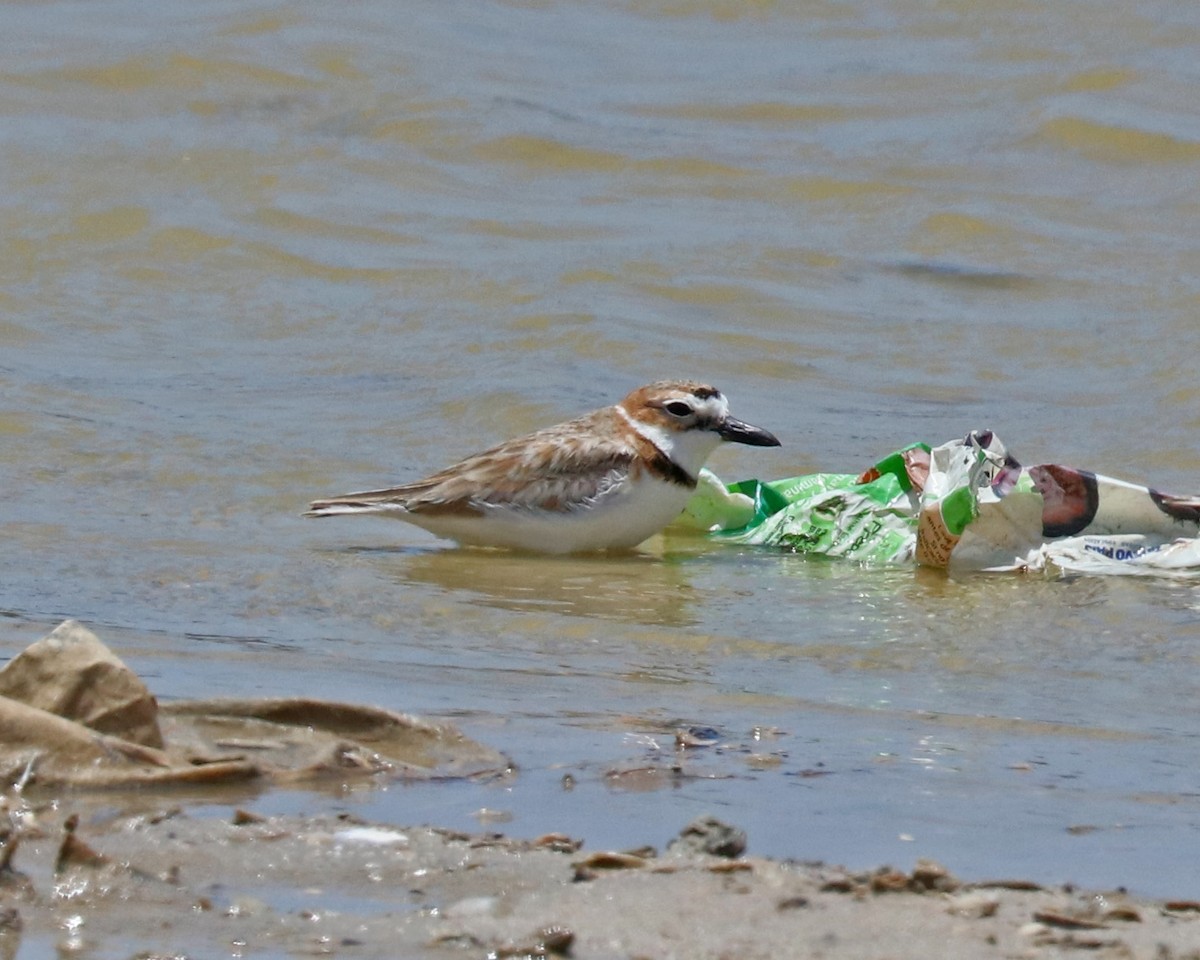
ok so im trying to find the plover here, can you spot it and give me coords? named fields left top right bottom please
left=305, top=380, right=780, bottom=553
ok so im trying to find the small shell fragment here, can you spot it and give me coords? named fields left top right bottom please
left=532, top=833, right=583, bottom=854
left=572, top=851, right=648, bottom=870
left=1032, top=909, right=1108, bottom=930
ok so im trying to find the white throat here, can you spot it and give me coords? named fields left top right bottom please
left=616, top=404, right=723, bottom=480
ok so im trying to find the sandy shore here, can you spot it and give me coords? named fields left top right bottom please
left=5, top=801, right=1200, bottom=959
left=2, top=623, right=1197, bottom=958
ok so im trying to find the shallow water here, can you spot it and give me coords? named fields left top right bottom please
left=3, top=0, right=1200, bottom=907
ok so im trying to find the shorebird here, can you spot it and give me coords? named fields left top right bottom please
left=305, top=380, right=780, bottom=553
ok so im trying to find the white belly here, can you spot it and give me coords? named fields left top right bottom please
left=403, top=477, right=694, bottom=553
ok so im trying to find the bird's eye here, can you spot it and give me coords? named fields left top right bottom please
left=664, top=401, right=693, bottom=417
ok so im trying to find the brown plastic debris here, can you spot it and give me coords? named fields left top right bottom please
left=0, top=620, right=163, bottom=748
left=0, top=621, right=509, bottom=793
left=161, top=696, right=506, bottom=779
left=0, top=695, right=173, bottom=778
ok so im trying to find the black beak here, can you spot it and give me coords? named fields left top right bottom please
left=717, top=416, right=781, bottom=447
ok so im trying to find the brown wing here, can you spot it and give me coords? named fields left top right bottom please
left=310, top=410, right=639, bottom=517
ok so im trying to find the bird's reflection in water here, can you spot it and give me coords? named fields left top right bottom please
left=360, top=534, right=706, bottom=628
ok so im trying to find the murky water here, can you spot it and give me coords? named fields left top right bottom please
left=3, top=0, right=1200, bottom=908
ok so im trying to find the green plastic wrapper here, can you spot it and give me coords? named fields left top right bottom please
left=679, top=432, right=1200, bottom=577
left=700, top=443, right=930, bottom=564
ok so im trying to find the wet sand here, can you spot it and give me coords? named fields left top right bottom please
left=8, top=801, right=1200, bottom=959
left=5, top=622, right=1198, bottom=957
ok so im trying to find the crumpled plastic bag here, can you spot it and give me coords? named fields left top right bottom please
left=0, top=621, right=509, bottom=790
left=0, top=618, right=164, bottom=749
left=680, top=431, right=1200, bottom=576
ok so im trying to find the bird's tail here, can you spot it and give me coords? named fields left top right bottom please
left=304, top=494, right=406, bottom=518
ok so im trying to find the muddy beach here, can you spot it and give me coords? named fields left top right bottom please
left=4, top=622, right=1200, bottom=959
left=7, top=802, right=1200, bottom=959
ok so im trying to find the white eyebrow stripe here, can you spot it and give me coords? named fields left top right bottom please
left=616, top=402, right=674, bottom=458
left=616, top=402, right=653, bottom=439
